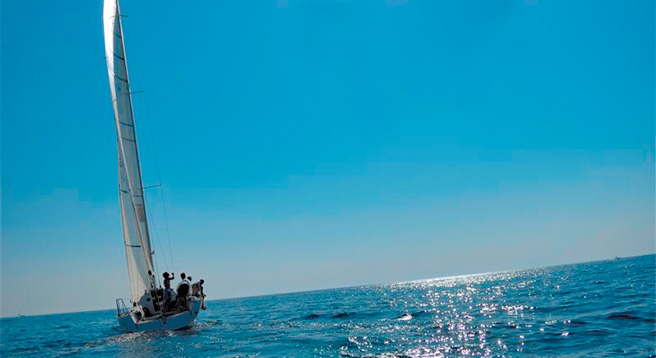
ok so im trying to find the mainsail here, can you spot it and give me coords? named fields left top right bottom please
left=103, top=0, right=156, bottom=303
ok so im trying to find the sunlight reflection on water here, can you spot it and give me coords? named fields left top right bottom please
left=1, top=255, right=654, bottom=357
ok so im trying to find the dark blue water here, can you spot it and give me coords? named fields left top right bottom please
left=2, top=255, right=654, bottom=357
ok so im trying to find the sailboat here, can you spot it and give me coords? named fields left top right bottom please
left=103, top=0, right=205, bottom=332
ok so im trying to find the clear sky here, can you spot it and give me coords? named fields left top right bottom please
left=2, top=0, right=654, bottom=317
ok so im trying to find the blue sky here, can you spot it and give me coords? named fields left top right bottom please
left=2, top=0, right=654, bottom=316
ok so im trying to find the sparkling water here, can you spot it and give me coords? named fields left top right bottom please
left=2, top=255, right=654, bottom=357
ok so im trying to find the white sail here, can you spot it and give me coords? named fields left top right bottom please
left=103, top=0, right=156, bottom=304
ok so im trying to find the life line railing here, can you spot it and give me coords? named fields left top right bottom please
left=116, top=298, right=129, bottom=317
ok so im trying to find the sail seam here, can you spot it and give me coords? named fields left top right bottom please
left=112, top=50, right=125, bottom=61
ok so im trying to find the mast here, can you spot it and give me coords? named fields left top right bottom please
left=103, top=0, right=156, bottom=303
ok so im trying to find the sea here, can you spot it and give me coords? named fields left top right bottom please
left=2, top=255, right=654, bottom=357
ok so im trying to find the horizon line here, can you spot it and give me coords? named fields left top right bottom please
left=2, top=252, right=653, bottom=319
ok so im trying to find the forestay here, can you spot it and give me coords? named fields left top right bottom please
left=103, top=0, right=155, bottom=304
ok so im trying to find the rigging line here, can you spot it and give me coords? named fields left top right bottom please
left=153, top=246, right=162, bottom=289
left=144, top=187, right=170, bottom=273
left=117, top=15, right=160, bottom=278
left=116, top=138, right=151, bottom=271
left=112, top=3, right=158, bottom=295
left=134, top=139, right=166, bottom=280
left=149, top=215, right=164, bottom=289
left=131, top=94, right=170, bottom=274
left=113, top=12, right=152, bottom=268
left=130, top=11, right=175, bottom=274
left=142, top=91, right=176, bottom=273
left=159, top=186, right=175, bottom=273
left=119, top=10, right=163, bottom=290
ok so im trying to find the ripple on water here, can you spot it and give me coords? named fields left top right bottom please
left=1, top=255, right=654, bottom=357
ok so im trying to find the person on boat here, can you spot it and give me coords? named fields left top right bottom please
left=176, top=273, right=191, bottom=309
left=186, top=276, right=194, bottom=300
left=199, top=279, right=206, bottom=310
left=191, top=280, right=199, bottom=297
left=177, top=273, right=190, bottom=292
left=192, top=279, right=205, bottom=298
left=147, top=270, right=156, bottom=290
left=162, top=272, right=176, bottom=311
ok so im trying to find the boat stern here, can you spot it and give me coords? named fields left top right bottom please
left=116, top=297, right=203, bottom=333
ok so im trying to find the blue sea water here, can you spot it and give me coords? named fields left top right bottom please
left=2, top=255, right=654, bottom=357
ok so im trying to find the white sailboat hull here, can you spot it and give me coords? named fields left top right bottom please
left=118, top=298, right=203, bottom=333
